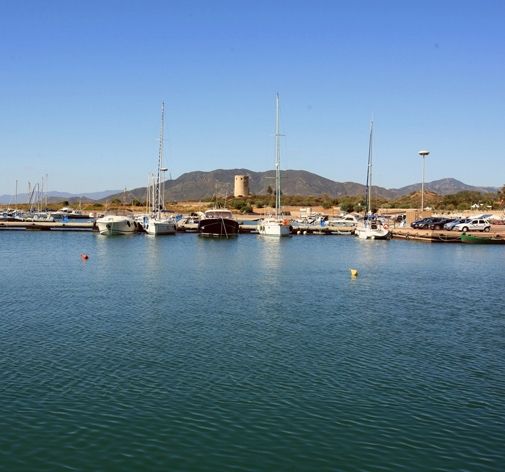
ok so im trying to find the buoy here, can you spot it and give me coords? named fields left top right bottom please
left=350, top=268, right=358, bottom=277
left=80, top=253, right=89, bottom=260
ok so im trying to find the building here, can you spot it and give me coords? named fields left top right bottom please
left=234, top=175, right=250, bottom=197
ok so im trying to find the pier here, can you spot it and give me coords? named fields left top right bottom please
left=0, top=221, right=97, bottom=231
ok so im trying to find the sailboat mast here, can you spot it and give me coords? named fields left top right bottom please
left=155, top=101, right=165, bottom=218
left=365, top=120, right=374, bottom=215
left=275, top=93, right=281, bottom=219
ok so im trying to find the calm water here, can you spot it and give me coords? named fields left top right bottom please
left=1, top=231, right=504, bottom=471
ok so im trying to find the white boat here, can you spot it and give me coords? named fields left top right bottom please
left=355, top=121, right=391, bottom=240
left=96, top=213, right=138, bottom=235
left=142, top=101, right=176, bottom=236
left=258, top=93, right=291, bottom=237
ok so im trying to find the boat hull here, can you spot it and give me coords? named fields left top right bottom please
left=258, top=219, right=291, bottom=237
left=198, top=218, right=239, bottom=238
left=143, top=217, right=176, bottom=235
left=96, top=216, right=138, bottom=235
left=356, top=224, right=391, bottom=240
left=460, top=233, right=505, bottom=244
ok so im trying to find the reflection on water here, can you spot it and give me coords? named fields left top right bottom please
left=258, top=235, right=283, bottom=273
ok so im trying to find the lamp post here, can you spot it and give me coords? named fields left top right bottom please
left=418, top=150, right=430, bottom=211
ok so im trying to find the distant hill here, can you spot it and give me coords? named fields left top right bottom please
left=1, top=172, right=497, bottom=205
left=0, top=189, right=121, bottom=205
left=122, top=169, right=395, bottom=201
left=118, top=170, right=497, bottom=202
left=396, top=178, right=498, bottom=196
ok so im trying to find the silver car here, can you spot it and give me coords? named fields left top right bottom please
left=444, top=218, right=469, bottom=231
left=453, top=218, right=491, bottom=232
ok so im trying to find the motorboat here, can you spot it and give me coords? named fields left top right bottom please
left=198, top=208, right=239, bottom=238
left=96, top=213, right=138, bottom=235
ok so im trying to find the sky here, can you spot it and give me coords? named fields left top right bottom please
left=1, top=0, right=504, bottom=195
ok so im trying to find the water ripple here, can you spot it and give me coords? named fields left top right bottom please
left=1, top=233, right=504, bottom=470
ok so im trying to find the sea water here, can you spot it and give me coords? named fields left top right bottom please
left=1, top=231, right=504, bottom=471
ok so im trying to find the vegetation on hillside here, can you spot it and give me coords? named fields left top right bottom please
left=16, top=184, right=504, bottom=214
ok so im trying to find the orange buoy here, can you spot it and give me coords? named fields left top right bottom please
left=80, top=253, right=89, bottom=260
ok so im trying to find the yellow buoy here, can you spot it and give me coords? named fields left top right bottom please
left=350, top=268, right=358, bottom=277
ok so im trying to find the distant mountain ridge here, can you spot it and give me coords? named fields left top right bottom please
left=0, top=171, right=498, bottom=204
left=123, top=169, right=497, bottom=202
left=0, top=190, right=120, bottom=205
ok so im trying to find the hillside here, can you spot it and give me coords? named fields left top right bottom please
left=123, top=169, right=396, bottom=202
left=119, top=170, right=497, bottom=203
left=1, top=172, right=497, bottom=205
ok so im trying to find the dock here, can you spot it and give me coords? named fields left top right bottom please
left=0, top=221, right=97, bottom=231
left=391, top=228, right=505, bottom=243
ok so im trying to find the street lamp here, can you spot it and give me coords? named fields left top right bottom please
left=418, top=149, right=430, bottom=211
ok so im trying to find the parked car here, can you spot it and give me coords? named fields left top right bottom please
left=453, top=218, right=491, bottom=232
left=428, top=217, right=454, bottom=230
left=411, top=218, right=431, bottom=229
left=444, top=218, right=469, bottom=231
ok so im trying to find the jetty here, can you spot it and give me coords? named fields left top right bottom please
left=0, top=221, right=97, bottom=231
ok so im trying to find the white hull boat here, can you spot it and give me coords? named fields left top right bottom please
left=259, top=93, right=291, bottom=238
left=356, top=222, right=391, bottom=240
left=141, top=101, right=177, bottom=237
left=96, top=215, right=137, bottom=235
left=143, top=216, right=176, bottom=235
left=258, top=217, right=291, bottom=237
left=356, top=120, right=391, bottom=241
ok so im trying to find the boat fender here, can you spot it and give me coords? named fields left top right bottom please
left=283, top=219, right=289, bottom=225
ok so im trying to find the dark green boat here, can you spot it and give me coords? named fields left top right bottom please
left=460, top=232, right=505, bottom=244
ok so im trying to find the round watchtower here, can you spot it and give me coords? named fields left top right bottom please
left=234, top=175, right=250, bottom=197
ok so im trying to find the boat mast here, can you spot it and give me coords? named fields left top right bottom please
left=364, top=120, right=374, bottom=216
left=154, top=101, right=165, bottom=219
left=275, top=93, right=281, bottom=219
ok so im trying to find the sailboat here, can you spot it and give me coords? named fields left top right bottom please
left=258, top=93, right=291, bottom=237
left=142, top=101, right=176, bottom=235
left=355, top=120, right=391, bottom=240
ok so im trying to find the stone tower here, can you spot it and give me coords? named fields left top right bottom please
left=234, top=175, right=250, bottom=197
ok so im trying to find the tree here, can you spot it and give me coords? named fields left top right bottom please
left=267, top=185, right=273, bottom=195
left=340, top=202, right=354, bottom=213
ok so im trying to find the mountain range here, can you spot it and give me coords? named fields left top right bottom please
left=0, top=170, right=498, bottom=204
left=122, top=170, right=498, bottom=202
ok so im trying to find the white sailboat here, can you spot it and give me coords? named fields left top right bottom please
left=355, top=120, right=391, bottom=240
left=142, top=101, right=176, bottom=236
left=258, top=93, right=291, bottom=237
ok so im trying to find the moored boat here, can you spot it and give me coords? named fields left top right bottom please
left=355, top=120, right=392, bottom=241
left=198, top=208, right=239, bottom=238
left=142, top=101, right=176, bottom=236
left=460, top=232, right=505, bottom=244
left=258, top=93, right=291, bottom=238
left=96, top=213, right=139, bottom=235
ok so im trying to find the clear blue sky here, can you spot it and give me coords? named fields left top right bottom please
left=1, top=0, right=504, bottom=195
